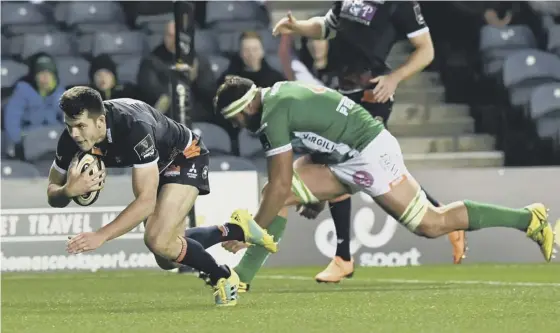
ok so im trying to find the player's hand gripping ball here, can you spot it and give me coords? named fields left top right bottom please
left=72, top=152, right=105, bottom=206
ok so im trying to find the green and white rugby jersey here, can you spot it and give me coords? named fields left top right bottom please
left=257, top=81, right=384, bottom=164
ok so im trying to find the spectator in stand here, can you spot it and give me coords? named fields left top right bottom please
left=89, top=54, right=136, bottom=101
left=218, top=31, right=285, bottom=88
left=136, top=20, right=216, bottom=120
left=4, top=52, right=64, bottom=153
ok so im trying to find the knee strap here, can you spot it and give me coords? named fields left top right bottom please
left=291, top=171, right=319, bottom=204
left=399, top=189, right=429, bottom=231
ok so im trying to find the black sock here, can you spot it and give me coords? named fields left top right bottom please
left=177, top=237, right=231, bottom=285
left=184, top=223, right=245, bottom=249
left=423, top=188, right=441, bottom=207
left=330, top=198, right=352, bottom=261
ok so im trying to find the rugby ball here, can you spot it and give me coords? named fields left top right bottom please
left=72, top=153, right=105, bottom=206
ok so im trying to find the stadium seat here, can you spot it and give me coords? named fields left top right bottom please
left=195, top=30, right=219, bottom=55
left=480, top=25, right=537, bottom=76
left=210, top=20, right=267, bottom=33
left=547, top=25, right=560, bottom=56
left=73, top=23, right=129, bottom=34
left=238, top=129, right=264, bottom=158
left=147, top=34, right=163, bottom=52
left=92, top=32, right=146, bottom=57
left=33, top=159, right=55, bottom=178
left=56, top=1, right=125, bottom=27
left=502, top=49, right=560, bottom=107
left=529, top=83, right=560, bottom=140
left=1, top=36, right=9, bottom=56
left=22, top=124, right=65, bottom=161
left=206, top=1, right=263, bottom=25
left=142, top=22, right=169, bottom=36
left=207, top=55, right=230, bottom=79
left=208, top=155, right=257, bottom=172
left=192, top=122, right=232, bottom=155
left=1, top=159, right=41, bottom=179
left=2, top=24, right=60, bottom=37
left=116, top=56, right=143, bottom=84
left=20, top=32, right=75, bottom=60
left=55, top=56, right=90, bottom=88
left=1, top=2, right=50, bottom=26
left=135, top=13, right=174, bottom=26
left=1, top=60, right=28, bottom=89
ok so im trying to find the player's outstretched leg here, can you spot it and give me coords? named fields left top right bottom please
left=423, top=189, right=468, bottom=264
left=144, top=183, right=239, bottom=306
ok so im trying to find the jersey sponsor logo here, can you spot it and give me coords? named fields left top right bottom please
left=133, top=134, right=156, bottom=160
left=314, top=193, right=422, bottom=267
left=413, top=2, right=425, bottom=25
left=352, top=170, right=374, bottom=187
left=164, top=164, right=180, bottom=177
left=341, top=0, right=378, bottom=26
left=201, top=166, right=208, bottom=180
left=187, top=163, right=197, bottom=179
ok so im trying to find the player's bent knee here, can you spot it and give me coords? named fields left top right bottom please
left=153, top=253, right=180, bottom=270
left=144, top=228, right=176, bottom=259
left=414, top=220, right=443, bottom=239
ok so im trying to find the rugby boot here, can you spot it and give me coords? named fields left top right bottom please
left=229, top=209, right=278, bottom=253
left=449, top=231, right=468, bottom=264
left=238, top=281, right=250, bottom=293
left=213, top=266, right=240, bottom=307
left=200, top=270, right=251, bottom=293
left=525, top=203, right=556, bottom=262
left=315, top=256, right=354, bottom=283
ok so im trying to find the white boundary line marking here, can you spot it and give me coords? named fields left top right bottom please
left=2, top=272, right=559, bottom=287
left=258, top=274, right=560, bottom=287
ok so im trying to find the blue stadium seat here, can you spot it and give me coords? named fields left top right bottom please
left=192, top=122, right=232, bottom=155
left=480, top=25, right=537, bottom=77
left=136, top=13, right=173, bottom=35
left=21, top=32, right=75, bottom=59
left=2, top=24, right=60, bottom=37
left=92, top=32, right=146, bottom=57
left=55, top=56, right=90, bottom=87
left=56, top=1, right=125, bottom=27
left=208, top=156, right=257, bottom=172
left=547, top=25, right=560, bottom=56
left=195, top=30, right=219, bottom=55
left=207, top=55, right=230, bottom=79
left=116, top=56, right=143, bottom=84
left=502, top=49, right=560, bottom=107
left=1, top=159, right=41, bottom=179
left=206, top=1, right=263, bottom=25
left=74, top=23, right=129, bottom=34
left=529, top=83, right=560, bottom=140
left=22, top=124, right=65, bottom=161
left=238, top=129, right=264, bottom=158
left=1, top=2, right=50, bottom=26
left=1, top=60, right=28, bottom=89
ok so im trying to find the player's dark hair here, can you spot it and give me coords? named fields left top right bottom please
left=59, top=86, right=105, bottom=119
left=213, top=75, right=255, bottom=115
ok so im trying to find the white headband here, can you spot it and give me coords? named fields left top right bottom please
left=221, top=84, right=258, bottom=119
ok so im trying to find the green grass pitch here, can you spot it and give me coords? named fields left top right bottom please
left=2, top=264, right=559, bottom=333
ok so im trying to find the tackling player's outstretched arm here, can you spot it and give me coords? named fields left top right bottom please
left=254, top=150, right=293, bottom=229
left=272, top=2, right=341, bottom=40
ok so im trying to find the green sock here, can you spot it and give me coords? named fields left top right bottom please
left=464, top=200, right=532, bottom=231
left=234, top=216, right=287, bottom=283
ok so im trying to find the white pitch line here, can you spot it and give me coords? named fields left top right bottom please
left=258, top=274, right=560, bottom=288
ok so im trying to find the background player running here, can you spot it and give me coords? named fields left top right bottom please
left=212, top=77, right=555, bottom=286
left=47, top=87, right=276, bottom=306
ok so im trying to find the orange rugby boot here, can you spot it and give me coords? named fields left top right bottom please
left=449, top=230, right=468, bottom=264
left=315, top=256, right=354, bottom=283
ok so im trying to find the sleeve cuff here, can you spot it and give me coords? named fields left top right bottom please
left=265, top=143, right=292, bottom=157
left=51, top=161, right=67, bottom=175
